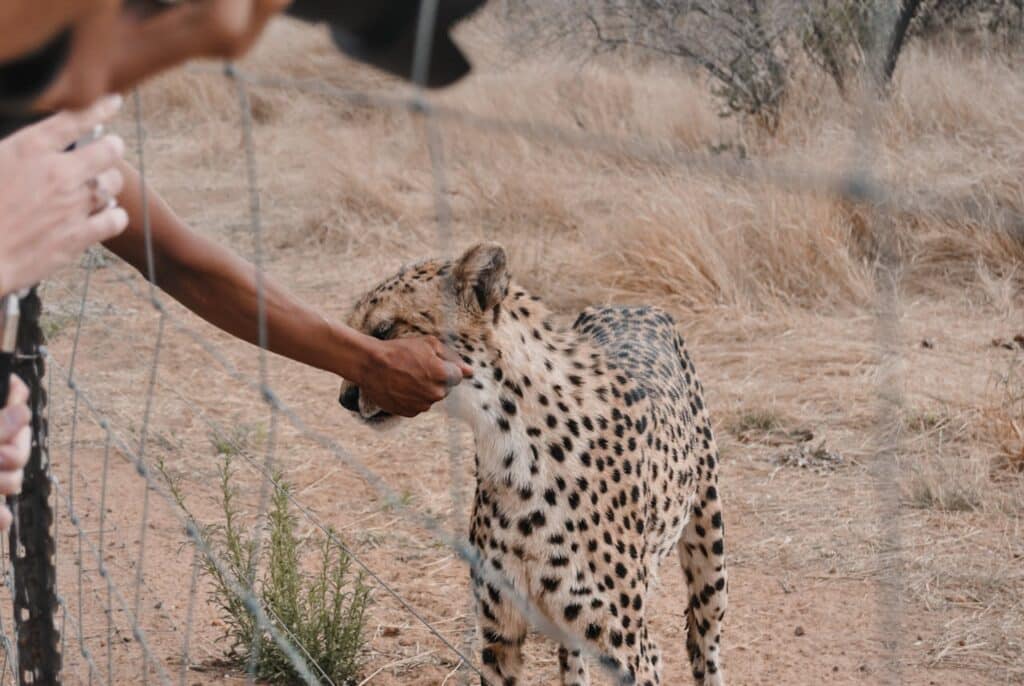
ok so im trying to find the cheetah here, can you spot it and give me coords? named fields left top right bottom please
left=339, top=243, right=727, bottom=686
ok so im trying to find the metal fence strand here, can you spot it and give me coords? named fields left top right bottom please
left=410, top=2, right=480, bottom=682
left=128, top=85, right=168, bottom=686
left=857, top=6, right=908, bottom=683
left=225, top=62, right=274, bottom=685
left=178, top=546, right=199, bottom=686
left=55, top=593, right=101, bottom=685
left=98, top=427, right=114, bottom=686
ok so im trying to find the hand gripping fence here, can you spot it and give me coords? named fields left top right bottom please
left=5, top=2, right=1012, bottom=684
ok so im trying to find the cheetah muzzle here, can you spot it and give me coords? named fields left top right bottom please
left=339, top=243, right=728, bottom=686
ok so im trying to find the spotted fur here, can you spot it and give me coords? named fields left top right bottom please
left=340, top=244, right=727, bottom=686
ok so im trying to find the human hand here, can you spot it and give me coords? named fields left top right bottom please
left=356, top=336, right=474, bottom=418
left=32, top=0, right=291, bottom=112
left=0, top=95, right=128, bottom=296
left=0, top=375, right=32, bottom=532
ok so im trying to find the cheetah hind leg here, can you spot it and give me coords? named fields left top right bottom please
left=678, top=494, right=727, bottom=686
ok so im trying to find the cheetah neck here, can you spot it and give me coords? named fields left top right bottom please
left=447, top=290, right=601, bottom=497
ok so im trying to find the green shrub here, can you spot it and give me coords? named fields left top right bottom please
left=168, top=454, right=371, bottom=684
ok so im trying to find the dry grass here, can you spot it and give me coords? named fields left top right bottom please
left=137, top=22, right=1024, bottom=312
left=77, top=14, right=1024, bottom=683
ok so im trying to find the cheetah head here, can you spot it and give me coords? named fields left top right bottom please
left=338, top=242, right=511, bottom=425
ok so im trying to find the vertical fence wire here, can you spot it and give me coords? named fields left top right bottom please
left=409, top=2, right=479, bottom=682
left=227, top=64, right=281, bottom=686
left=858, top=5, right=906, bottom=682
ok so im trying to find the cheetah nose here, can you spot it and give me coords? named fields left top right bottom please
left=339, top=386, right=360, bottom=413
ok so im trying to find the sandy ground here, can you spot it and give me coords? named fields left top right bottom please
left=41, top=253, right=1023, bottom=686
left=10, top=18, right=1024, bottom=686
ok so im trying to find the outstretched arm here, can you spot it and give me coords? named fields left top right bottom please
left=103, top=160, right=471, bottom=417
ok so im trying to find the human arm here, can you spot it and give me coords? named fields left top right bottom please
left=103, top=161, right=471, bottom=416
left=2, top=0, right=289, bottom=114
left=0, top=1, right=106, bottom=63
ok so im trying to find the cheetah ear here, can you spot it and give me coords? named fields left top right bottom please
left=453, top=243, right=510, bottom=313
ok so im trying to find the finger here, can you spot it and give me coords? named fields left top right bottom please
left=6, top=375, right=28, bottom=407
left=90, top=167, right=124, bottom=213
left=0, top=436, right=30, bottom=471
left=52, top=184, right=99, bottom=232
left=388, top=395, right=425, bottom=418
left=63, top=134, right=126, bottom=187
left=8, top=425, right=30, bottom=467
left=0, top=470, right=24, bottom=497
left=16, top=94, right=124, bottom=155
left=436, top=345, right=474, bottom=378
left=440, top=362, right=463, bottom=389
left=0, top=507, right=10, bottom=534
left=96, top=167, right=125, bottom=197
left=0, top=404, right=31, bottom=444
left=74, top=206, right=130, bottom=246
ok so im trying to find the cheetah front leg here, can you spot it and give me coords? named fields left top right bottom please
left=558, top=645, right=590, bottom=686
left=474, top=580, right=527, bottom=686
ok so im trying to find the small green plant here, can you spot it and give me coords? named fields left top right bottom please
left=170, top=455, right=370, bottom=684
left=208, top=422, right=265, bottom=458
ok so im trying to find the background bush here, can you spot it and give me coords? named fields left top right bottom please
left=503, top=0, right=1024, bottom=130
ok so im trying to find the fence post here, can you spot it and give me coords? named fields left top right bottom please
left=10, top=289, right=61, bottom=685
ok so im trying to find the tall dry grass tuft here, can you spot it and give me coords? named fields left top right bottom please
left=989, top=355, right=1024, bottom=475
left=587, top=182, right=879, bottom=310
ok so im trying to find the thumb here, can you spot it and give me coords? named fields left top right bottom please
left=440, top=361, right=464, bottom=388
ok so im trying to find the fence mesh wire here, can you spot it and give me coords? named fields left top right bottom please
left=1, top=2, right=1022, bottom=685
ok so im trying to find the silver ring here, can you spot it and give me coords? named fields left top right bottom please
left=96, top=188, right=113, bottom=212
left=87, top=179, right=112, bottom=215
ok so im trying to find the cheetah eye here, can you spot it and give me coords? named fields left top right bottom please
left=371, top=321, right=395, bottom=340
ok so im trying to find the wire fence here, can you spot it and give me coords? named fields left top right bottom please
left=1, top=2, right=1022, bottom=685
